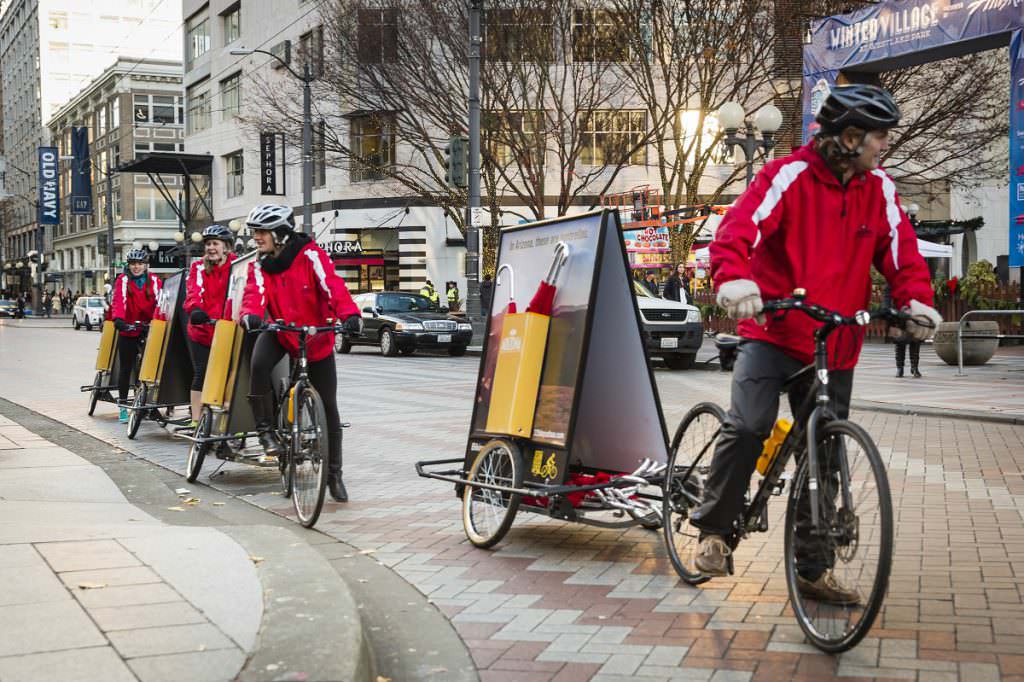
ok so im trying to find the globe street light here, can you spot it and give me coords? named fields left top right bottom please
left=718, top=102, right=783, bottom=188
left=231, top=47, right=314, bottom=234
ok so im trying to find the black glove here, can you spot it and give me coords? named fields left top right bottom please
left=189, top=309, right=210, bottom=325
left=113, top=318, right=128, bottom=331
left=241, top=314, right=264, bottom=331
left=342, top=315, right=363, bottom=335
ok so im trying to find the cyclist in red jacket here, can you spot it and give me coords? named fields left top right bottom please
left=239, top=204, right=361, bottom=502
left=691, top=85, right=942, bottom=603
left=110, top=249, right=162, bottom=423
left=183, top=224, right=237, bottom=426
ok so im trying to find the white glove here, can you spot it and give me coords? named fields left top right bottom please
left=717, top=279, right=764, bottom=321
left=901, top=299, right=942, bottom=342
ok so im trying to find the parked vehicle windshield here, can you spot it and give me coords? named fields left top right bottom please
left=379, top=293, right=441, bottom=313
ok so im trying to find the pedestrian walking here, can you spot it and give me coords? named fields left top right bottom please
left=644, top=272, right=660, bottom=296
left=663, top=263, right=691, bottom=303
left=446, top=281, right=461, bottom=312
left=884, top=285, right=922, bottom=377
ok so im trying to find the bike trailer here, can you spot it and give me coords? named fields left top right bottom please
left=201, top=319, right=240, bottom=407
left=138, top=319, right=166, bottom=383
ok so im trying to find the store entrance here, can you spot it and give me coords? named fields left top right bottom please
left=337, top=251, right=400, bottom=293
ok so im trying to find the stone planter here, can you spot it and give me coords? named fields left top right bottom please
left=933, top=320, right=999, bottom=366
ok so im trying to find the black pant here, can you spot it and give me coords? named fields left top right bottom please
left=248, top=332, right=342, bottom=472
left=894, top=339, right=920, bottom=370
left=689, top=341, right=853, bottom=581
left=116, top=334, right=143, bottom=402
left=187, top=339, right=211, bottom=392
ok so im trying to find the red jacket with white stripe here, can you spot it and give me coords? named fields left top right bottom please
left=110, top=272, right=162, bottom=338
left=710, top=142, right=934, bottom=370
left=240, top=234, right=359, bottom=362
left=183, top=254, right=237, bottom=346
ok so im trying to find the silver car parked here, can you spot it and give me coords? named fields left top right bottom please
left=73, top=296, right=107, bottom=330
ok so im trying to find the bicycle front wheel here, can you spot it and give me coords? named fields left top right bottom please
left=663, top=402, right=726, bottom=585
left=126, top=384, right=146, bottom=440
left=462, top=439, right=522, bottom=549
left=784, top=419, right=892, bottom=653
left=87, top=371, right=103, bottom=416
left=291, top=386, right=328, bottom=528
left=186, top=406, right=212, bottom=483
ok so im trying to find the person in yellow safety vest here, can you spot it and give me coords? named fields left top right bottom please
left=420, top=279, right=440, bottom=305
left=446, top=281, right=460, bottom=312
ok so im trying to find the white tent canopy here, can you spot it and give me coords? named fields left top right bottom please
left=694, top=238, right=952, bottom=262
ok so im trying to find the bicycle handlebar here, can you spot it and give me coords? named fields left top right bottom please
left=248, top=320, right=343, bottom=335
left=761, top=295, right=923, bottom=330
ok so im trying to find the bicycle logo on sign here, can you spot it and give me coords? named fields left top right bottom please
left=531, top=450, right=558, bottom=480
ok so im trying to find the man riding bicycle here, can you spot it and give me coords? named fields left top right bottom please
left=110, top=249, right=162, bottom=423
left=691, top=84, right=942, bottom=603
left=239, top=204, right=361, bottom=502
left=184, top=224, right=237, bottom=427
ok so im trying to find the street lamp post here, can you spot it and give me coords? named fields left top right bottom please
left=231, top=48, right=314, bottom=234
left=465, top=0, right=483, bottom=335
left=717, top=102, right=783, bottom=188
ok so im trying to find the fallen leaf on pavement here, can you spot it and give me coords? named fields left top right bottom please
left=166, top=506, right=185, bottom=511
left=212, top=502, right=225, bottom=507
left=250, top=556, right=265, bottom=565
left=183, top=498, right=200, bottom=505
left=175, top=488, right=190, bottom=495
left=77, top=582, right=107, bottom=590
left=359, top=549, right=376, bottom=555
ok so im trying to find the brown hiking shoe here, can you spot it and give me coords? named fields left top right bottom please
left=796, top=571, right=860, bottom=605
left=694, top=535, right=731, bottom=576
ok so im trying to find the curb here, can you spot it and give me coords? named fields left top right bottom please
left=849, top=399, right=1024, bottom=426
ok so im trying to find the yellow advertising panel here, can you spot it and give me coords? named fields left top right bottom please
left=485, top=311, right=550, bottom=437
left=95, top=321, right=118, bottom=371
left=201, top=320, right=238, bottom=407
left=138, top=319, right=167, bottom=383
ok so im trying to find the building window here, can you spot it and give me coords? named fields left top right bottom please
left=572, top=9, right=630, bottom=63
left=357, top=10, right=397, bottom=64
left=485, top=8, right=553, bottom=62
left=484, top=110, right=545, bottom=168
left=349, top=114, right=394, bottom=182
left=299, top=26, right=324, bottom=77
left=134, top=187, right=176, bottom=221
left=95, top=106, right=106, bottom=136
left=186, top=12, right=210, bottom=70
left=578, top=110, right=646, bottom=166
left=187, top=88, right=211, bottom=133
left=223, top=4, right=241, bottom=44
left=313, top=119, right=327, bottom=188
left=110, top=96, right=119, bottom=128
left=152, top=96, right=176, bottom=124
left=224, top=151, right=244, bottom=198
left=221, top=73, right=241, bottom=119
left=133, top=94, right=182, bottom=125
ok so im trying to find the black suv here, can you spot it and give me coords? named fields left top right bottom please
left=336, top=291, right=473, bottom=357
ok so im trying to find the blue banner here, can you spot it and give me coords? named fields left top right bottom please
left=804, top=1, right=1024, bottom=76
left=70, top=127, right=92, bottom=215
left=37, top=146, right=58, bottom=225
left=1011, top=30, right=1024, bottom=268
left=801, top=72, right=838, bottom=144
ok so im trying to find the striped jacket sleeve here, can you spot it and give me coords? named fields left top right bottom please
left=110, top=274, right=128, bottom=320
left=240, top=261, right=267, bottom=318
left=183, top=261, right=203, bottom=313
left=709, top=159, right=809, bottom=288
left=870, top=170, right=934, bottom=308
left=303, top=246, right=359, bottom=320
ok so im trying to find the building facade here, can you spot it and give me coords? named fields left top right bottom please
left=47, top=58, right=186, bottom=294
left=0, top=0, right=181, bottom=294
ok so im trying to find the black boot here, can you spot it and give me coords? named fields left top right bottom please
left=910, top=342, right=922, bottom=377
left=896, top=367, right=904, bottom=378
left=256, top=425, right=284, bottom=458
left=894, top=341, right=906, bottom=378
left=328, top=470, right=348, bottom=502
left=911, top=365, right=922, bottom=378
left=327, top=429, right=347, bottom=502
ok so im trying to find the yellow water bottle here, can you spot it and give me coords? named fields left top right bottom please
left=756, top=418, right=792, bottom=475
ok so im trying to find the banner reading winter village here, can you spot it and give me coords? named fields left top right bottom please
left=803, top=0, right=1024, bottom=267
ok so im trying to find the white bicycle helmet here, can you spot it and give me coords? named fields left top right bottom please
left=245, top=204, right=295, bottom=244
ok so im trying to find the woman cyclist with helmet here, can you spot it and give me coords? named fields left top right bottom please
left=183, top=224, right=237, bottom=427
left=689, top=84, right=942, bottom=602
left=110, top=249, right=162, bottom=423
left=239, top=204, right=362, bottom=502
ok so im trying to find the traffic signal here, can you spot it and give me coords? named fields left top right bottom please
left=444, top=136, right=469, bottom=188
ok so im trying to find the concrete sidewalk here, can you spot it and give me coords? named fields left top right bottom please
left=0, top=415, right=259, bottom=682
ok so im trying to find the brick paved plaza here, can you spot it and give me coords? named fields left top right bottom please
left=1, top=322, right=1023, bottom=681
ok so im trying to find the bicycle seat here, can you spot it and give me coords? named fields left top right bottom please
left=714, top=333, right=741, bottom=371
left=781, top=364, right=814, bottom=394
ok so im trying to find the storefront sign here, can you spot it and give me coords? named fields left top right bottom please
left=37, top=147, right=59, bottom=225
left=150, top=245, right=186, bottom=270
left=70, top=127, right=93, bottom=214
left=260, top=132, right=285, bottom=195
left=320, top=239, right=364, bottom=255
left=623, top=226, right=670, bottom=253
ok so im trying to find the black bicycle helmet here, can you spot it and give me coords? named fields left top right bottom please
left=815, top=84, right=901, bottom=134
left=245, top=204, right=295, bottom=243
left=202, top=224, right=233, bottom=243
left=126, top=248, right=149, bottom=263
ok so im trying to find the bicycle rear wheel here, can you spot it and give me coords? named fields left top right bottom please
left=126, top=384, right=146, bottom=439
left=186, top=407, right=212, bottom=483
left=784, top=419, right=892, bottom=653
left=663, top=402, right=726, bottom=585
left=462, top=439, right=522, bottom=549
left=291, top=386, right=328, bottom=528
